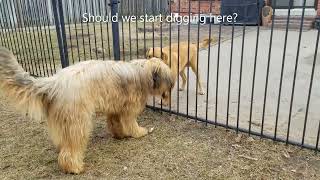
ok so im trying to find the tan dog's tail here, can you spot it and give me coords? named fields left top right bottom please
left=0, top=47, right=49, bottom=120
left=199, top=37, right=217, bottom=48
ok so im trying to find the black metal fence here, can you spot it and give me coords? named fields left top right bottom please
left=0, top=0, right=319, bottom=151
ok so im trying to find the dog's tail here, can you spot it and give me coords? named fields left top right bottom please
left=199, top=37, right=217, bottom=48
left=0, top=47, right=49, bottom=120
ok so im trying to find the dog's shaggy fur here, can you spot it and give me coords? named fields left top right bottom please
left=146, top=38, right=217, bottom=99
left=0, top=47, right=174, bottom=174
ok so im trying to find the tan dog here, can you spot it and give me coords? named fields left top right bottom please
left=146, top=38, right=217, bottom=97
left=0, top=47, right=174, bottom=174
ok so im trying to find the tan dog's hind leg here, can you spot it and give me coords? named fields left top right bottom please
left=50, top=114, right=92, bottom=174
left=190, top=56, right=205, bottom=95
left=179, top=70, right=187, bottom=91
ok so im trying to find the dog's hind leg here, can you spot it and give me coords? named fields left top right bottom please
left=49, top=112, right=92, bottom=174
left=179, top=70, right=187, bottom=91
left=190, top=58, right=205, bottom=95
left=106, top=114, right=126, bottom=139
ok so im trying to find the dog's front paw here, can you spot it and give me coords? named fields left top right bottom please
left=59, top=159, right=84, bottom=174
left=66, top=165, right=84, bottom=175
left=58, top=150, right=85, bottom=174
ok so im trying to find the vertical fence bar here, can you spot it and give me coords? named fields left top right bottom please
left=215, top=18, right=222, bottom=127
left=301, top=27, right=320, bottom=145
left=0, top=1, right=14, bottom=52
left=205, top=0, right=214, bottom=126
left=91, top=0, right=98, bottom=59
left=186, top=0, right=191, bottom=117
left=127, top=0, right=132, bottom=60
left=0, top=7, right=4, bottom=45
left=105, top=0, right=112, bottom=60
left=177, top=0, right=181, bottom=114
left=21, top=0, right=34, bottom=73
left=30, top=0, right=49, bottom=76
left=143, top=0, right=146, bottom=57
left=79, top=0, right=87, bottom=61
left=316, top=121, right=320, bottom=151
left=195, top=0, right=201, bottom=119
left=0, top=12, right=8, bottom=48
left=226, top=17, right=235, bottom=128
left=71, top=0, right=81, bottom=63
left=28, top=2, right=46, bottom=76
left=261, top=4, right=276, bottom=136
left=7, top=0, right=30, bottom=73
left=236, top=20, right=246, bottom=133
left=286, top=0, right=307, bottom=144
left=21, top=0, right=37, bottom=75
left=36, top=0, right=50, bottom=73
left=8, top=2, right=30, bottom=72
left=152, top=0, right=155, bottom=108
left=249, top=0, right=262, bottom=135
left=35, top=0, right=51, bottom=76
left=0, top=15, right=6, bottom=46
left=39, top=0, right=55, bottom=75
left=27, top=0, right=45, bottom=76
left=274, top=0, right=293, bottom=139
left=120, top=0, right=125, bottom=60
left=13, top=0, right=31, bottom=72
left=51, top=0, right=68, bottom=68
left=58, top=0, right=69, bottom=67
left=168, top=0, right=171, bottom=112
left=135, top=0, right=139, bottom=59
left=65, top=0, right=75, bottom=64
left=45, top=0, right=57, bottom=73
left=98, top=0, right=105, bottom=60
left=109, top=0, right=121, bottom=60
left=0, top=27, right=3, bottom=46
left=84, top=0, right=92, bottom=59
left=23, top=1, right=41, bottom=76
left=159, top=0, right=164, bottom=112
left=0, top=1, right=20, bottom=66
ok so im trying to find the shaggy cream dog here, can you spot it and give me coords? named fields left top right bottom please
left=0, top=47, right=174, bottom=174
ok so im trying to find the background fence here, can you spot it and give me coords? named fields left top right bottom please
left=0, top=0, right=320, bottom=151
left=0, top=0, right=168, bottom=28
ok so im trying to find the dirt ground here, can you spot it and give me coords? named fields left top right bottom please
left=0, top=96, right=320, bottom=179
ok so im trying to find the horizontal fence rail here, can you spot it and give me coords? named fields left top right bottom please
left=0, top=0, right=319, bottom=151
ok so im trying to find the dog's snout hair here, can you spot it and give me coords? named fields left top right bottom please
left=0, top=47, right=173, bottom=174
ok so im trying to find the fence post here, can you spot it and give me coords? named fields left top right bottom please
left=109, top=0, right=121, bottom=60
left=57, top=0, right=69, bottom=66
left=51, top=0, right=69, bottom=68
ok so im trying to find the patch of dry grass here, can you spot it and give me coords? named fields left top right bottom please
left=0, top=95, right=320, bottom=179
